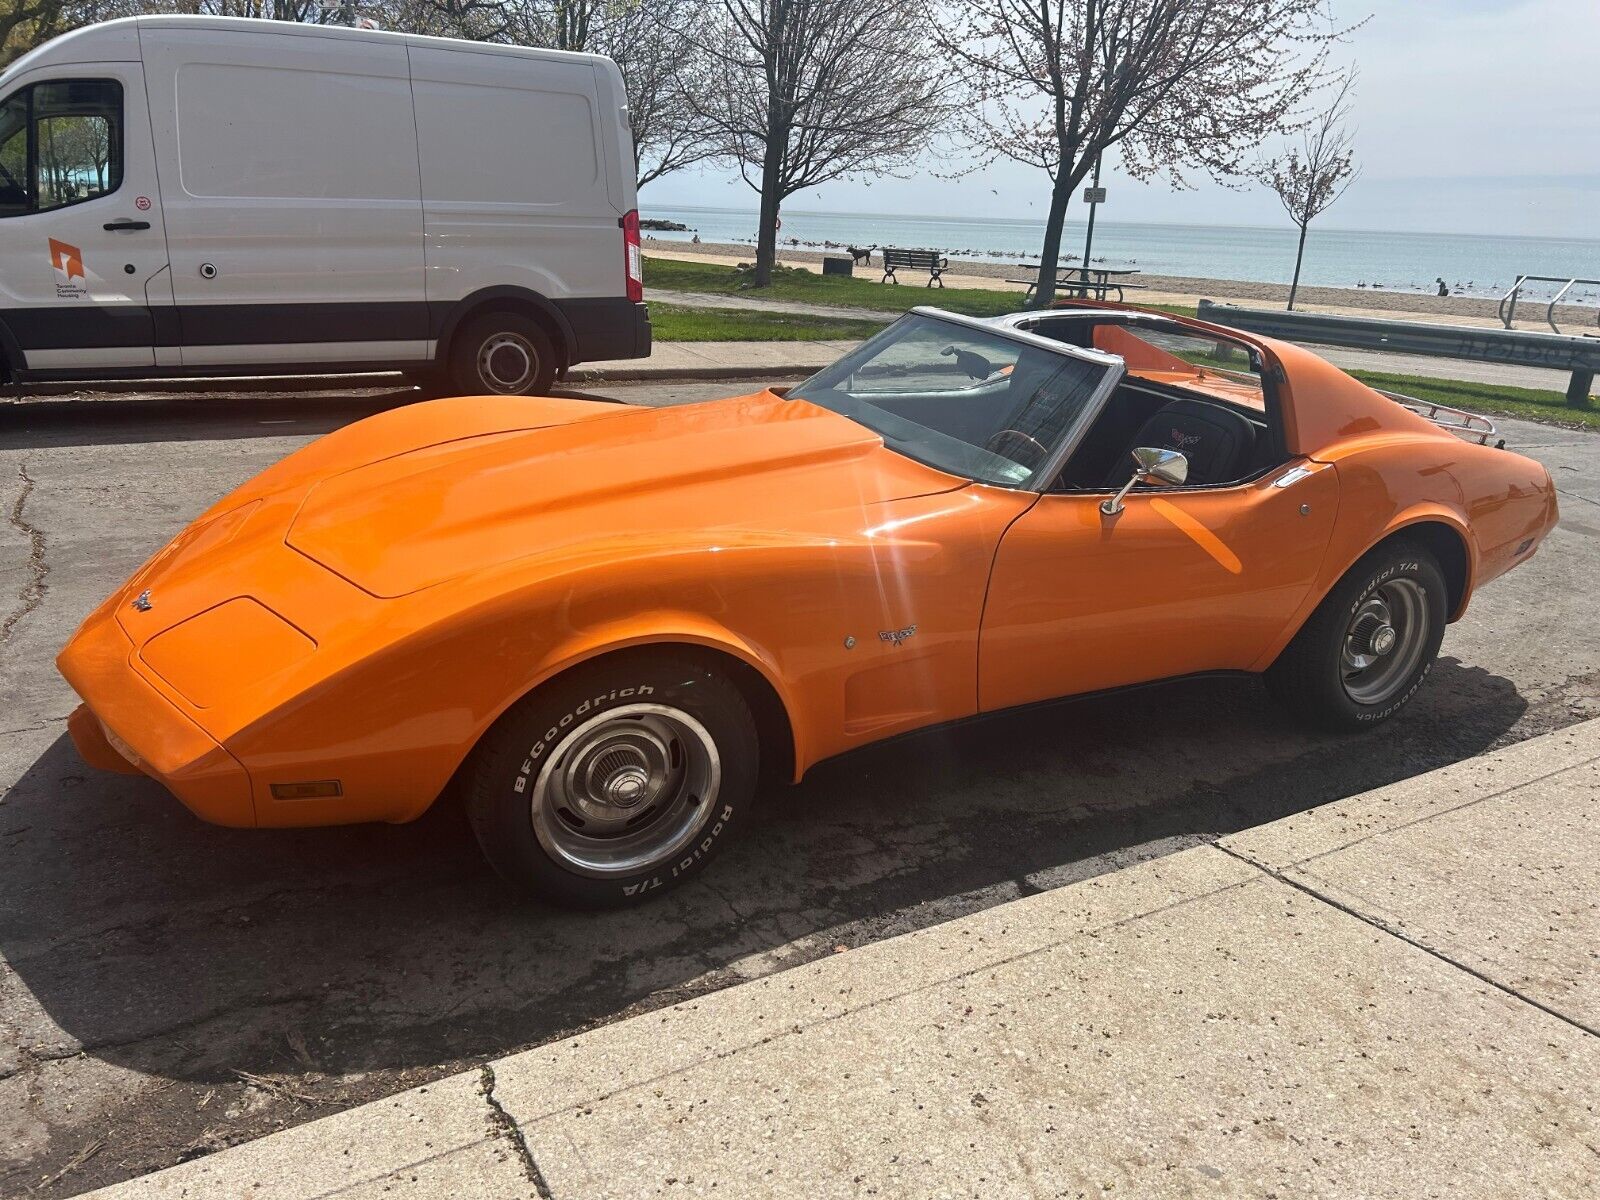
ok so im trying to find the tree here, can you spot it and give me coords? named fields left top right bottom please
left=934, top=0, right=1357, bottom=306
left=698, top=0, right=949, bottom=287
left=2, top=0, right=65, bottom=69
left=1257, top=71, right=1357, bottom=309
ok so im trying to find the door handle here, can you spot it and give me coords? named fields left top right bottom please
left=103, top=220, right=151, bottom=232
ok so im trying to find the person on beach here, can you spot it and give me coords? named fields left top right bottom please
left=1436, top=277, right=1449, bottom=297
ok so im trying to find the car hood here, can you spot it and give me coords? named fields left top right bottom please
left=285, top=391, right=967, bottom=597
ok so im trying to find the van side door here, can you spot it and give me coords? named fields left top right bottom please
left=0, top=63, right=170, bottom=374
left=141, top=28, right=426, bottom=369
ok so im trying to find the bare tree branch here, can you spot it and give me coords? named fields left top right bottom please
left=695, top=0, right=954, bottom=286
left=933, top=0, right=1363, bottom=305
left=1255, top=67, right=1359, bottom=308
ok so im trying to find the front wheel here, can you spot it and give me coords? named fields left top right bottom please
left=1265, top=539, right=1447, bottom=731
left=465, top=653, right=759, bottom=907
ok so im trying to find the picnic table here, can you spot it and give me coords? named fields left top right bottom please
left=1006, top=264, right=1144, bottom=304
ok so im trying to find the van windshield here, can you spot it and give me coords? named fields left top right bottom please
left=788, top=313, right=1113, bottom=489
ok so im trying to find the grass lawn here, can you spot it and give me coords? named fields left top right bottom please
left=651, top=302, right=888, bottom=343
left=646, top=255, right=1022, bottom=317
left=646, top=255, right=1197, bottom=320
left=1349, top=369, right=1600, bottom=432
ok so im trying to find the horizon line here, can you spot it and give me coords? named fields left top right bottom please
left=642, top=202, right=1600, bottom=246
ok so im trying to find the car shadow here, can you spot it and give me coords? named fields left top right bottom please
left=0, top=657, right=1527, bottom=1090
left=0, top=385, right=626, bottom=451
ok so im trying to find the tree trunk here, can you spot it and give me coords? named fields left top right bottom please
left=1287, top=222, right=1309, bottom=311
left=1032, top=173, right=1075, bottom=308
left=752, top=131, right=785, bottom=288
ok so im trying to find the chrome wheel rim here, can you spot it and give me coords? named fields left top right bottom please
left=1341, top=578, right=1429, bottom=706
left=529, top=704, right=720, bottom=878
left=477, top=332, right=538, bottom=393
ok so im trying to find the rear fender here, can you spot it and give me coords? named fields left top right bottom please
left=1249, top=500, right=1476, bottom=673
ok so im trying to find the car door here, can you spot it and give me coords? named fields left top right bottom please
left=0, top=64, right=171, bottom=373
left=979, top=457, right=1339, bottom=713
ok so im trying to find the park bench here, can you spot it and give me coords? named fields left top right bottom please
left=881, top=248, right=948, bottom=287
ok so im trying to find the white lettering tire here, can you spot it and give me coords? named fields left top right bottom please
left=465, top=652, right=759, bottom=907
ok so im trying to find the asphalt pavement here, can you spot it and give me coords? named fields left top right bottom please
left=2, top=379, right=1598, bottom=1197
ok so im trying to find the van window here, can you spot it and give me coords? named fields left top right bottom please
left=0, top=79, right=123, bottom=217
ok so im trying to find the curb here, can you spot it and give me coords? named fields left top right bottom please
left=1, top=363, right=814, bottom=401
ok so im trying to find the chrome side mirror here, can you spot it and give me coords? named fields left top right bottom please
left=1100, top=446, right=1189, bottom=516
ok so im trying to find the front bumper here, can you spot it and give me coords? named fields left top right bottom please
left=58, top=613, right=256, bottom=827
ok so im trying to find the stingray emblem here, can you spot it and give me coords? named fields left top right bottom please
left=1169, top=428, right=1202, bottom=449
left=48, top=238, right=85, bottom=281
left=878, top=624, right=918, bottom=648
left=130, top=590, right=153, bottom=612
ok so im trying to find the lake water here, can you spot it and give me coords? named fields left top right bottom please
left=643, top=204, right=1600, bottom=304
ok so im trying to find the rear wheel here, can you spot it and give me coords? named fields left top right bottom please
left=1265, top=539, right=1447, bottom=731
left=449, top=311, right=558, bottom=396
left=465, top=653, right=759, bottom=907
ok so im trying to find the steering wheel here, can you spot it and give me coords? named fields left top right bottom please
left=985, top=428, right=1048, bottom=467
left=941, top=344, right=995, bottom=381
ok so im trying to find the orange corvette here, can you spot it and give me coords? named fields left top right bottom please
left=59, top=305, right=1557, bottom=906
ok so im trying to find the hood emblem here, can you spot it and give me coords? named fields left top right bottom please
left=130, top=590, right=153, bottom=612
left=878, top=624, right=917, bottom=648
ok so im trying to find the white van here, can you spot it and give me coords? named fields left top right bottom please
left=0, top=16, right=649, bottom=394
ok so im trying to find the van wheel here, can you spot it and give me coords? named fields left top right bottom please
left=450, top=312, right=558, bottom=396
left=1265, top=539, right=1446, bottom=731
left=465, top=653, right=759, bottom=908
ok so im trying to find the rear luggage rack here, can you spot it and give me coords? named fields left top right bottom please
left=1379, top=390, right=1504, bottom=448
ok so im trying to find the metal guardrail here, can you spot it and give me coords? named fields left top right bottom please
left=1498, top=275, right=1600, bottom=334
left=1195, top=300, right=1598, bottom=410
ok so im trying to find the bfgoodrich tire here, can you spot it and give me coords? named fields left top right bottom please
left=1265, top=539, right=1447, bottom=732
left=465, top=653, right=759, bottom=908
left=449, top=311, right=558, bottom=396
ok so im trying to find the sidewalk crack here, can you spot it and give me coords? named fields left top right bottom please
left=1216, top=843, right=1600, bottom=1041
left=3, top=461, right=48, bottom=646
left=480, top=1063, right=555, bottom=1199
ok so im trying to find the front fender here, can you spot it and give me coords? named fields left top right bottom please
left=504, top=613, right=810, bottom=785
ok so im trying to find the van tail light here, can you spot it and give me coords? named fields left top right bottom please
left=622, top=209, right=643, bottom=302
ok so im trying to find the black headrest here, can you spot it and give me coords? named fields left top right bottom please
left=1112, top=397, right=1257, bottom=487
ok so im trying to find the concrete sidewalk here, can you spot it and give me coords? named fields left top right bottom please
left=86, top=718, right=1600, bottom=1199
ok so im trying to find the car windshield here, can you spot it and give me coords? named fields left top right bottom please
left=788, top=312, right=1114, bottom=489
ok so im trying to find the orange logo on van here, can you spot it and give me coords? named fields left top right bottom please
left=49, top=238, right=85, bottom=281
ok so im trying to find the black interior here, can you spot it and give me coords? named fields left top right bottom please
left=1053, top=381, right=1277, bottom=492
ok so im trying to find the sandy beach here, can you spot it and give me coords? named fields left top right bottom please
left=644, top=236, right=1600, bottom=330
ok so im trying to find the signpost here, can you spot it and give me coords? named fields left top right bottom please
left=1080, top=152, right=1105, bottom=285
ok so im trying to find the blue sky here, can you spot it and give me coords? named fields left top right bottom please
left=645, top=1, right=1600, bottom=239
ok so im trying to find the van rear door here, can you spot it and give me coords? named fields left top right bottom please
left=141, top=27, right=426, bottom=368
left=0, top=62, right=170, bottom=373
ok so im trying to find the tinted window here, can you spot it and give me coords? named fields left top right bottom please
left=0, top=79, right=122, bottom=217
